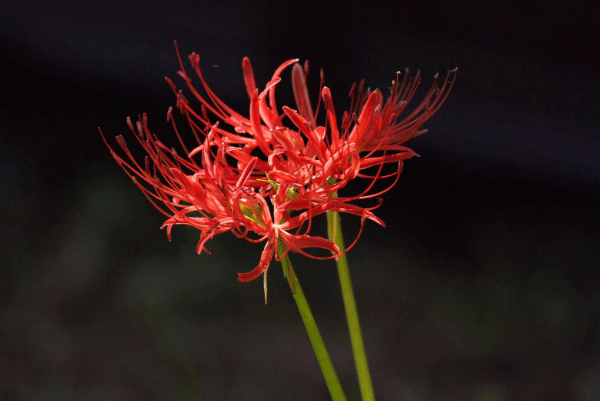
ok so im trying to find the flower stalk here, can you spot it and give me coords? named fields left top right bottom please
left=327, top=207, right=375, bottom=401
left=277, top=240, right=347, bottom=401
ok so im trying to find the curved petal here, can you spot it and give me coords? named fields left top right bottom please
left=238, top=241, right=275, bottom=282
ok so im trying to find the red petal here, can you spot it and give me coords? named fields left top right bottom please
left=242, top=57, right=256, bottom=98
left=238, top=241, right=275, bottom=282
left=292, top=63, right=316, bottom=127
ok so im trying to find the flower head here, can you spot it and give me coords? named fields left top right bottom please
left=101, top=42, right=455, bottom=290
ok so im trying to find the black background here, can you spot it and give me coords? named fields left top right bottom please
left=1, top=0, right=599, bottom=400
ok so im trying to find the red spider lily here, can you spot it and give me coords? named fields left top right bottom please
left=285, top=62, right=457, bottom=199
left=347, top=69, right=457, bottom=152
left=100, top=113, right=344, bottom=288
left=101, top=42, right=454, bottom=291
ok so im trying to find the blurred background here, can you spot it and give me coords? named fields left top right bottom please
left=1, top=0, right=599, bottom=400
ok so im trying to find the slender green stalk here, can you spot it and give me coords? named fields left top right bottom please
left=327, top=207, right=376, bottom=401
left=277, top=240, right=347, bottom=401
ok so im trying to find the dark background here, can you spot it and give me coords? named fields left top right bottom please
left=1, top=0, right=599, bottom=400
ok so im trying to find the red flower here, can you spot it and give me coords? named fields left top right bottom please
left=100, top=113, right=343, bottom=285
left=101, top=42, right=454, bottom=287
left=286, top=62, right=456, bottom=199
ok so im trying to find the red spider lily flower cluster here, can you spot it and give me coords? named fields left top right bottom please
left=101, top=43, right=456, bottom=286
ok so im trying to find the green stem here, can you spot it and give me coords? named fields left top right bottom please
left=327, top=207, right=376, bottom=401
left=277, top=240, right=347, bottom=401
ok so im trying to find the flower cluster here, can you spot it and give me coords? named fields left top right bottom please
left=101, top=43, right=456, bottom=284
